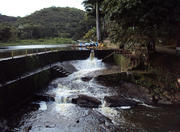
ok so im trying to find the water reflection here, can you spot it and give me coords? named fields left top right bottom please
left=0, top=44, right=82, bottom=59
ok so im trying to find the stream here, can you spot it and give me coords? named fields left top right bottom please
left=2, top=51, right=180, bottom=132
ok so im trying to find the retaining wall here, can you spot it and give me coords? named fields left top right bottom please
left=0, top=49, right=114, bottom=113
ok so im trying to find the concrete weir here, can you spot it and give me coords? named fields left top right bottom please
left=0, top=49, right=113, bottom=113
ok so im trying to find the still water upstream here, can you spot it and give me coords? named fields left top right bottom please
left=3, top=51, right=180, bottom=132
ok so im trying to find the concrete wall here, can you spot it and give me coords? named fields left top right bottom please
left=0, top=50, right=114, bottom=84
left=0, top=69, right=52, bottom=114
left=0, top=49, right=114, bottom=113
left=0, top=50, right=91, bottom=84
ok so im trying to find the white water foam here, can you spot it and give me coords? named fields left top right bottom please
left=39, top=101, right=47, bottom=111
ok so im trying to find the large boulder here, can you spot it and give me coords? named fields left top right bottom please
left=71, top=94, right=101, bottom=108
left=95, top=72, right=133, bottom=87
left=81, top=76, right=93, bottom=82
left=104, top=96, right=138, bottom=107
left=33, top=94, right=55, bottom=102
left=61, top=62, right=77, bottom=73
left=119, top=82, right=152, bottom=104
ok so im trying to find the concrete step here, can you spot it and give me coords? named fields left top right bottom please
left=52, top=65, right=72, bottom=77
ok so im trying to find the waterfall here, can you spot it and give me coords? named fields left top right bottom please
left=72, top=50, right=105, bottom=71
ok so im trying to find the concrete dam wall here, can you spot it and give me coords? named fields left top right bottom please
left=0, top=49, right=114, bottom=113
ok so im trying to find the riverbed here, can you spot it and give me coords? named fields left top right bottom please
left=1, top=51, right=180, bottom=132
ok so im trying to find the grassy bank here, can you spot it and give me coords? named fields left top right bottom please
left=0, top=38, right=76, bottom=46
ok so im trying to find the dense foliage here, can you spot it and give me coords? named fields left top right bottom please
left=17, top=7, right=85, bottom=39
left=0, top=7, right=95, bottom=43
left=0, top=24, right=17, bottom=42
left=83, top=27, right=97, bottom=41
left=82, top=0, right=180, bottom=51
left=102, top=0, right=180, bottom=50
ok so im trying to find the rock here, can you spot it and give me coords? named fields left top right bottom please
left=158, top=98, right=172, bottom=105
left=95, top=72, right=133, bottom=87
left=175, top=92, right=180, bottom=101
left=81, top=76, right=93, bottom=82
left=33, top=94, right=55, bottom=102
left=61, top=62, right=77, bottom=73
left=71, top=94, right=101, bottom=108
left=24, top=126, right=32, bottom=132
left=104, top=96, right=138, bottom=107
left=119, top=82, right=152, bottom=104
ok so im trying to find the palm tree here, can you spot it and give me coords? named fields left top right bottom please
left=82, top=0, right=102, bottom=42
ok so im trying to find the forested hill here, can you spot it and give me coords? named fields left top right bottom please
left=17, top=7, right=86, bottom=39
left=0, top=14, right=18, bottom=23
left=0, top=7, right=94, bottom=42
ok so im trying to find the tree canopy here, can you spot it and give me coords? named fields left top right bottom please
left=102, top=0, right=180, bottom=49
left=82, top=0, right=180, bottom=50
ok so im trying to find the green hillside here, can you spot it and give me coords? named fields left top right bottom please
left=17, top=7, right=85, bottom=39
left=0, top=7, right=95, bottom=43
left=0, top=14, right=18, bottom=23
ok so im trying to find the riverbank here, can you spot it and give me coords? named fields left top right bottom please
left=0, top=38, right=76, bottom=46
left=93, top=50, right=180, bottom=105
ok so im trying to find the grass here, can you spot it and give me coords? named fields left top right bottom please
left=0, top=38, right=76, bottom=46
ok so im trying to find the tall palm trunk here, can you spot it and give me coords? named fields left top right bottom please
left=96, top=1, right=101, bottom=42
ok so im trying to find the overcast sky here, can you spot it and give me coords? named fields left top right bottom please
left=0, top=0, right=85, bottom=17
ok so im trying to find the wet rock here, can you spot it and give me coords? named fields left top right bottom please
left=158, top=98, right=172, bottom=105
left=45, top=123, right=56, bottom=128
left=81, top=76, right=93, bottom=82
left=0, top=119, right=9, bottom=132
left=24, top=126, right=32, bottom=132
left=96, top=72, right=153, bottom=104
left=49, top=83, right=58, bottom=88
left=61, top=62, right=77, bottom=73
left=95, top=72, right=133, bottom=87
left=104, top=96, right=138, bottom=107
left=71, top=94, right=101, bottom=108
left=119, top=82, right=152, bottom=104
left=33, top=94, right=55, bottom=102
left=175, top=92, right=180, bottom=102
left=158, top=92, right=180, bottom=105
left=91, top=110, right=117, bottom=131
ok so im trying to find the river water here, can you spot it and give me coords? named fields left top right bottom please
left=3, top=51, right=180, bottom=132
left=0, top=44, right=78, bottom=60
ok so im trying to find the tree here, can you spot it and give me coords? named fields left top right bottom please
left=83, top=0, right=103, bottom=42
left=17, top=7, right=86, bottom=40
left=83, top=27, right=97, bottom=41
left=103, top=0, right=180, bottom=53
left=0, top=24, right=17, bottom=42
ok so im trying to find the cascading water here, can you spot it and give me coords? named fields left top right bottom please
left=48, top=50, right=106, bottom=105
left=9, top=50, right=180, bottom=132
left=72, top=50, right=105, bottom=71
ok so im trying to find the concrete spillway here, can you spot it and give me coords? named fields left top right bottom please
left=0, top=49, right=114, bottom=114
